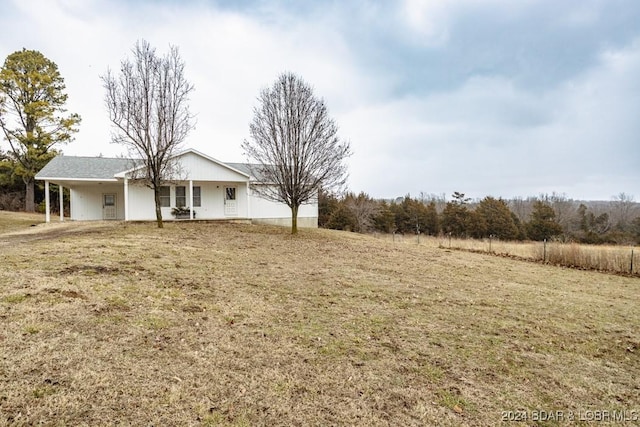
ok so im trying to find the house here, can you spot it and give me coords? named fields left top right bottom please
left=34, top=148, right=318, bottom=227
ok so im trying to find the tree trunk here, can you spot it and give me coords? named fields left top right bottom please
left=154, top=186, right=164, bottom=228
left=25, top=177, right=36, bottom=212
left=291, top=204, right=299, bottom=234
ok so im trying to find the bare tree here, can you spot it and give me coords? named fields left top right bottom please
left=508, top=196, right=527, bottom=222
left=419, top=191, right=447, bottom=213
left=539, top=192, right=575, bottom=233
left=611, top=192, right=637, bottom=230
left=345, top=192, right=380, bottom=233
left=242, top=72, right=351, bottom=234
left=102, top=40, right=194, bottom=228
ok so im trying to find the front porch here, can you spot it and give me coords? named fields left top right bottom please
left=42, top=179, right=251, bottom=222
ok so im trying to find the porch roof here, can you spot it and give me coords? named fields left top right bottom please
left=35, top=156, right=133, bottom=181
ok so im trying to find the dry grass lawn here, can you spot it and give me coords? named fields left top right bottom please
left=0, top=211, right=44, bottom=234
left=1, top=213, right=639, bottom=426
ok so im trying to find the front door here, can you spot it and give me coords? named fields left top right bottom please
left=103, top=193, right=117, bottom=220
left=224, top=187, right=237, bottom=216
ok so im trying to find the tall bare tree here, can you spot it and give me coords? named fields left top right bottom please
left=242, top=72, right=351, bottom=234
left=102, top=40, right=194, bottom=228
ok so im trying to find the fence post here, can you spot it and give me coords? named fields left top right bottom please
left=489, top=235, right=493, bottom=253
left=449, top=232, right=452, bottom=249
left=543, top=239, right=547, bottom=263
left=632, top=248, right=635, bottom=274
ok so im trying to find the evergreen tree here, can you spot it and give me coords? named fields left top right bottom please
left=526, top=201, right=563, bottom=241
left=442, top=192, right=470, bottom=237
left=423, top=200, right=440, bottom=235
left=510, top=212, right=527, bottom=240
left=390, top=199, right=411, bottom=233
left=390, top=196, right=439, bottom=234
left=466, top=210, right=488, bottom=239
left=318, top=189, right=340, bottom=228
left=475, top=196, right=519, bottom=239
left=372, top=200, right=395, bottom=233
left=0, top=49, right=81, bottom=211
left=573, top=203, right=612, bottom=243
left=325, top=202, right=357, bottom=231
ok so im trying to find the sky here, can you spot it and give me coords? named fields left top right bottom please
left=1, top=0, right=638, bottom=201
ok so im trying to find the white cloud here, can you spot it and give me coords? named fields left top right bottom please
left=1, top=0, right=377, bottom=161
left=398, top=0, right=537, bottom=47
left=342, top=37, right=640, bottom=199
left=400, top=0, right=453, bottom=46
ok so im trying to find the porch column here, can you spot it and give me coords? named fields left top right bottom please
left=45, top=181, right=50, bottom=223
left=124, top=178, right=129, bottom=221
left=189, top=180, right=193, bottom=219
left=246, top=181, right=251, bottom=219
left=59, top=185, right=64, bottom=222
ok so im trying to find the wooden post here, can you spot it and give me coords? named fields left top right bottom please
left=543, top=239, right=547, bottom=263
left=631, top=248, right=635, bottom=274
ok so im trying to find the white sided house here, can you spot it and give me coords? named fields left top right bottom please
left=35, top=148, right=318, bottom=227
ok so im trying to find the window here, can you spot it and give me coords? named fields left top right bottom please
left=225, top=187, right=236, bottom=201
left=159, top=186, right=170, bottom=207
left=103, top=194, right=115, bottom=207
left=175, top=186, right=186, bottom=207
left=193, top=186, right=201, bottom=207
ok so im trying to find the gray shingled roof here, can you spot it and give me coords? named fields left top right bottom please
left=36, top=155, right=266, bottom=182
left=225, top=162, right=269, bottom=182
left=36, top=156, right=134, bottom=180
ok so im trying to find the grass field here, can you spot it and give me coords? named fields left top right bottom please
left=0, top=211, right=44, bottom=234
left=374, top=233, right=638, bottom=276
left=1, top=213, right=639, bottom=425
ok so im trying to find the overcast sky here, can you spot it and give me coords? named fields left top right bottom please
left=1, top=0, right=638, bottom=201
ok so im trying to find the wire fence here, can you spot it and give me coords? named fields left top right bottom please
left=372, top=232, right=638, bottom=276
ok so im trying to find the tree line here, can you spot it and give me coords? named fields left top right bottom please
left=320, top=191, right=640, bottom=244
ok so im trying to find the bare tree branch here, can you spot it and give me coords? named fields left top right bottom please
left=242, top=72, right=351, bottom=234
left=102, top=40, right=194, bottom=228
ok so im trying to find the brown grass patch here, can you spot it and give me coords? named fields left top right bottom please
left=1, top=218, right=639, bottom=425
left=377, top=233, right=638, bottom=276
left=0, top=210, right=44, bottom=234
